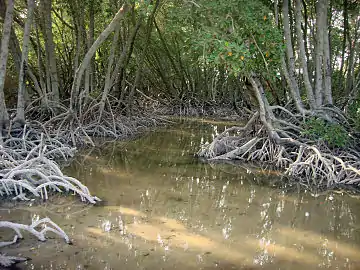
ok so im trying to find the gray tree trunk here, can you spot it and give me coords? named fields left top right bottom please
left=98, top=26, right=121, bottom=121
left=345, top=18, right=360, bottom=94
left=88, top=0, right=95, bottom=94
left=274, top=0, right=279, bottom=26
left=35, top=22, right=48, bottom=106
left=282, top=0, right=307, bottom=114
left=323, top=0, right=332, bottom=105
left=0, top=0, right=14, bottom=136
left=295, top=0, right=317, bottom=109
left=15, top=0, right=35, bottom=124
left=315, top=0, right=326, bottom=106
left=70, top=4, right=129, bottom=112
left=127, top=0, right=159, bottom=115
left=42, top=0, right=59, bottom=103
left=338, top=0, right=348, bottom=91
left=115, top=20, right=142, bottom=105
left=0, top=0, right=42, bottom=105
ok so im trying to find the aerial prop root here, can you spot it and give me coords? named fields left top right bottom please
left=0, top=154, right=100, bottom=203
left=0, top=120, right=101, bottom=267
left=42, top=99, right=167, bottom=140
left=197, top=110, right=360, bottom=186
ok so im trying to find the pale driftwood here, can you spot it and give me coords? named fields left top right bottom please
left=0, top=218, right=70, bottom=267
left=0, top=218, right=70, bottom=244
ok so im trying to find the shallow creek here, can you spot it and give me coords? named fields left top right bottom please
left=1, top=118, right=360, bottom=270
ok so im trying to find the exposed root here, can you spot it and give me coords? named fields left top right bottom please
left=0, top=155, right=100, bottom=203
left=0, top=125, right=99, bottom=203
left=155, top=100, right=241, bottom=119
left=198, top=110, right=360, bottom=188
left=38, top=97, right=167, bottom=144
left=1, top=99, right=169, bottom=267
left=0, top=218, right=70, bottom=246
left=0, top=122, right=100, bottom=267
left=0, top=218, right=70, bottom=267
left=198, top=112, right=259, bottom=158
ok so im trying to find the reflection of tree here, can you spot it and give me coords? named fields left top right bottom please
left=62, top=119, right=360, bottom=269
left=2, top=196, right=95, bottom=220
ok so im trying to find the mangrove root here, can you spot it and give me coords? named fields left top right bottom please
left=198, top=110, right=360, bottom=188
left=0, top=218, right=70, bottom=267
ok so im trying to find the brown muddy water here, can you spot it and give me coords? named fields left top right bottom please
left=1, top=118, right=360, bottom=270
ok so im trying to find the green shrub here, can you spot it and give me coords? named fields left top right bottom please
left=347, top=100, right=360, bottom=131
left=301, top=117, right=349, bottom=148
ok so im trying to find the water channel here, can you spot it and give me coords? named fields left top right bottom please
left=1, top=118, right=360, bottom=269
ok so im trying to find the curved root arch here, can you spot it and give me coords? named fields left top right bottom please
left=0, top=125, right=100, bottom=202
left=0, top=123, right=101, bottom=267
left=198, top=75, right=360, bottom=188
left=198, top=121, right=360, bottom=186
left=0, top=218, right=70, bottom=267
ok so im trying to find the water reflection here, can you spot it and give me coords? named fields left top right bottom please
left=1, top=119, right=360, bottom=269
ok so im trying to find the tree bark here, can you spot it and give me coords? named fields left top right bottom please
left=295, top=0, right=316, bottom=109
left=338, top=0, right=348, bottom=89
left=0, top=0, right=14, bottom=136
left=116, top=20, right=142, bottom=104
left=88, top=0, right=95, bottom=94
left=0, top=0, right=42, bottom=105
left=282, top=0, right=307, bottom=114
left=98, top=26, right=121, bottom=121
left=75, top=0, right=89, bottom=104
left=35, top=21, right=48, bottom=106
left=15, top=0, right=35, bottom=124
left=248, top=74, right=280, bottom=144
left=126, top=0, right=160, bottom=115
left=322, top=0, right=332, bottom=105
left=301, top=0, right=311, bottom=66
left=345, top=18, right=359, bottom=94
left=41, top=0, right=60, bottom=103
left=154, top=19, right=185, bottom=92
left=314, top=0, right=326, bottom=106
